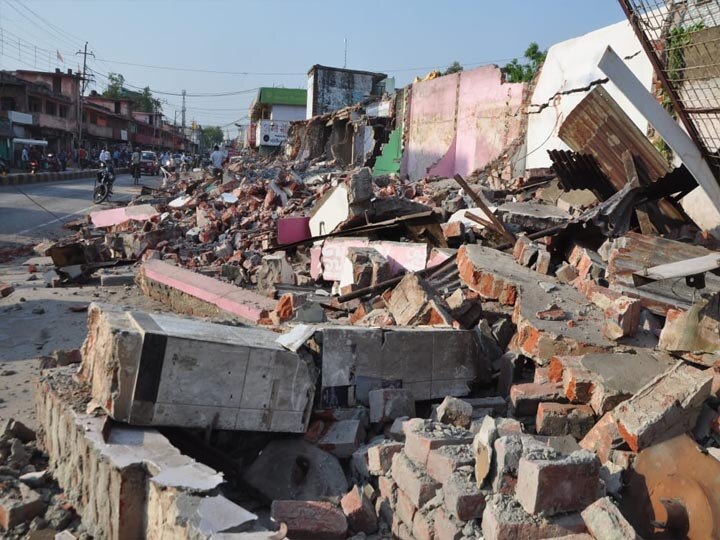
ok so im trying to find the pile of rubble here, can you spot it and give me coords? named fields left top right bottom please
left=13, top=87, right=720, bottom=538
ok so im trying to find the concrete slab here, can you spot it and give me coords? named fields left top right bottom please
left=90, top=204, right=158, bottom=228
left=78, top=303, right=315, bottom=433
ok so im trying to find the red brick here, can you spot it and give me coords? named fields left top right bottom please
left=412, top=509, right=435, bottom=540
left=426, top=444, right=474, bottom=484
left=536, top=403, right=595, bottom=439
left=482, top=495, right=588, bottom=540
left=378, top=475, right=396, bottom=502
left=443, top=472, right=487, bottom=521
left=533, top=366, right=551, bottom=384
left=434, top=507, right=463, bottom=540
left=510, top=382, right=567, bottom=416
left=516, top=451, right=600, bottom=516
left=270, top=500, right=347, bottom=540
left=442, top=221, right=465, bottom=245
left=395, top=488, right=417, bottom=527
left=581, top=496, right=639, bottom=539
left=578, top=412, right=621, bottom=463
left=341, top=485, right=377, bottom=534
left=0, top=485, right=45, bottom=530
left=391, top=453, right=440, bottom=508
left=368, top=441, right=404, bottom=475
left=404, top=422, right=473, bottom=467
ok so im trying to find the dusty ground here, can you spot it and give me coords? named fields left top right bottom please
left=0, top=257, right=168, bottom=429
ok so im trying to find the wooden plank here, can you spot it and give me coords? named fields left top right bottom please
left=454, top=174, right=516, bottom=243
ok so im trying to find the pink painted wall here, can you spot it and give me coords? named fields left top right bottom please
left=402, top=66, right=525, bottom=181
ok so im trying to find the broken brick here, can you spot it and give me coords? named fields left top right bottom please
left=340, top=485, right=378, bottom=534
left=510, top=382, right=568, bottom=416
left=536, top=403, right=595, bottom=439
left=271, top=500, right=347, bottom=540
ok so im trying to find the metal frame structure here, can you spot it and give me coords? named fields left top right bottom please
left=619, top=0, right=720, bottom=181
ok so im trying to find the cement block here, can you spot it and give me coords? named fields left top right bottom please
left=320, top=326, right=481, bottom=406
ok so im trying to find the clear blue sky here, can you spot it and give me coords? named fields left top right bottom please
left=0, top=0, right=625, bottom=137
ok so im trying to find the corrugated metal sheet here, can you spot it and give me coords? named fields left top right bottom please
left=559, top=86, right=671, bottom=190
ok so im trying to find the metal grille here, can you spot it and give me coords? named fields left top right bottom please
left=620, top=0, right=720, bottom=178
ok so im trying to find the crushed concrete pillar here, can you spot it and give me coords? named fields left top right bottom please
left=78, top=303, right=315, bottom=433
left=613, top=362, right=712, bottom=452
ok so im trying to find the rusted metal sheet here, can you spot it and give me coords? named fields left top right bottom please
left=622, top=434, right=720, bottom=539
left=559, top=86, right=671, bottom=190
left=548, top=149, right=615, bottom=200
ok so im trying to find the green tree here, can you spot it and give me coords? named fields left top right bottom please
left=444, top=61, right=464, bottom=75
left=503, top=42, right=547, bottom=83
left=134, top=86, right=162, bottom=113
left=103, top=72, right=125, bottom=99
left=201, top=126, right=224, bottom=148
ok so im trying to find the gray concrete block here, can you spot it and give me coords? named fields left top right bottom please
left=79, top=303, right=315, bottom=433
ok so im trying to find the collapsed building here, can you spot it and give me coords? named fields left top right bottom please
left=5, top=3, right=720, bottom=540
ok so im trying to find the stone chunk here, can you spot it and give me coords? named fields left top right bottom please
left=613, top=362, right=713, bottom=452
left=0, top=484, right=46, bottom=530
left=386, top=273, right=453, bottom=326
left=515, top=451, right=600, bottom=516
left=536, top=403, right=595, bottom=439
left=243, top=440, right=348, bottom=502
left=510, top=382, right=567, bottom=416
left=659, top=293, right=720, bottom=364
left=368, top=388, right=415, bottom=423
left=271, top=500, right=347, bottom=540
left=78, top=303, right=315, bottom=433
left=318, top=419, right=364, bottom=459
left=341, top=485, right=377, bottom=534
left=391, top=453, right=440, bottom=509
left=436, top=396, right=473, bottom=428
left=581, top=496, right=640, bottom=540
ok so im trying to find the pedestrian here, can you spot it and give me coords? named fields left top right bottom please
left=112, top=148, right=120, bottom=168
left=20, top=146, right=29, bottom=171
left=210, top=144, right=226, bottom=181
left=78, top=147, right=87, bottom=169
left=58, top=148, right=67, bottom=171
left=131, top=146, right=141, bottom=185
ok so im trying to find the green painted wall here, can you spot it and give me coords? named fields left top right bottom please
left=373, top=126, right=401, bottom=176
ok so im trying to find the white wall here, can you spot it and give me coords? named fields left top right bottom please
left=271, top=104, right=306, bottom=122
left=526, top=20, right=655, bottom=169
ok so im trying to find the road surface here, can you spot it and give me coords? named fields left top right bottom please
left=0, top=173, right=162, bottom=246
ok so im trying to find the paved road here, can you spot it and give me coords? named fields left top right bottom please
left=0, top=173, right=162, bottom=246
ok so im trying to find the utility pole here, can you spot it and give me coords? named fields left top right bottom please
left=181, top=89, right=186, bottom=131
left=343, top=36, right=348, bottom=68
left=75, top=42, right=94, bottom=150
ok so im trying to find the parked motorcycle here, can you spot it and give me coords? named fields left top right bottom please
left=93, top=162, right=115, bottom=203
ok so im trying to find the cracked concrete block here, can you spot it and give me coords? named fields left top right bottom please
left=386, top=273, right=454, bottom=327
left=78, top=303, right=315, bottom=433
left=659, top=293, right=720, bottom=365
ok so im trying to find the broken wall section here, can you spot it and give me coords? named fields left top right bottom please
left=401, top=65, right=526, bottom=181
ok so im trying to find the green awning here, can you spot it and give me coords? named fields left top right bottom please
left=258, top=87, right=306, bottom=106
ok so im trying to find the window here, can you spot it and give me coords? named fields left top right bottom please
left=90, top=113, right=98, bottom=125
left=0, top=97, right=15, bottom=111
left=28, top=97, right=41, bottom=113
left=45, top=101, right=56, bottom=116
left=114, top=102, right=121, bottom=114
left=58, top=105, right=68, bottom=118
left=52, top=76, right=61, bottom=94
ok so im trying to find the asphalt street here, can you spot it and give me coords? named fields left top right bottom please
left=0, top=173, right=162, bottom=246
